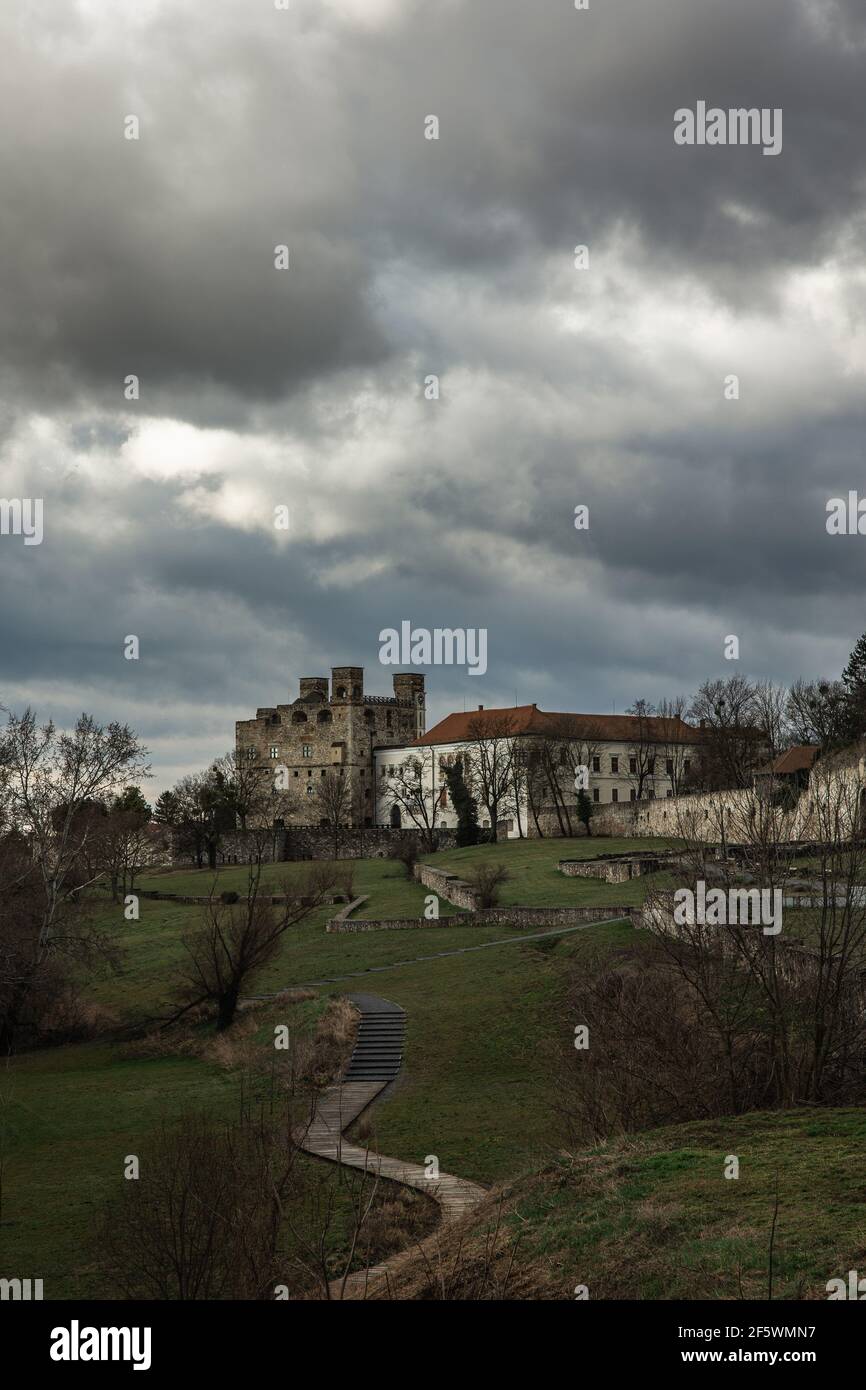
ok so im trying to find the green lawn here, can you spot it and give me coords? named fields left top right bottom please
left=422, top=835, right=681, bottom=907
left=342, top=918, right=635, bottom=1186
left=14, top=833, right=860, bottom=1303
left=503, top=1107, right=866, bottom=1300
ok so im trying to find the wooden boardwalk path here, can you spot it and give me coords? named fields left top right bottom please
left=296, top=991, right=487, bottom=1299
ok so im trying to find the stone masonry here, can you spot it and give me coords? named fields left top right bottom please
left=236, top=666, right=426, bottom=830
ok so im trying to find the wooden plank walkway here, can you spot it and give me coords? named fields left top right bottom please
left=296, top=991, right=487, bottom=1300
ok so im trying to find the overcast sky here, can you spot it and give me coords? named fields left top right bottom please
left=2, top=0, right=866, bottom=795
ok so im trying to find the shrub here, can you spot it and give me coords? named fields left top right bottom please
left=467, top=862, right=509, bottom=908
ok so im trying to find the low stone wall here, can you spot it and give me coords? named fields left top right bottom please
left=137, top=887, right=349, bottom=908
left=413, top=862, right=482, bottom=909
left=174, top=825, right=459, bottom=866
left=285, top=826, right=457, bottom=861
left=559, top=852, right=668, bottom=882
left=327, top=904, right=639, bottom=933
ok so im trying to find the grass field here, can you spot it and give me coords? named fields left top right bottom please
left=392, top=1106, right=866, bottom=1300
left=8, top=832, right=863, bottom=1301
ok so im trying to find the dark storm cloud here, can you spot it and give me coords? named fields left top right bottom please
left=3, top=0, right=866, bottom=413
left=2, top=0, right=866, bottom=786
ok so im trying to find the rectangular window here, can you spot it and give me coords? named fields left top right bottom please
left=629, top=757, right=636, bottom=774
left=302, top=745, right=312, bottom=758
left=592, top=788, right=599, bottom=803
left=648, top=789, right=655, bottom=800
left=648, top=758, right=655, bottom=773
left=684, top=758, right=691, bottom=772
left=666, top=789, right=673, bottom=799
left=666, top=758, right=674, bottom=775
left=610, top=756, right=619, bottom=773
left=611, top=788, right=619, bottom=803
left=592, top=756, right=600, bottom=773
left=630, top=789, right=636, bottom=802
left=269, top=746, right=279, bottom=758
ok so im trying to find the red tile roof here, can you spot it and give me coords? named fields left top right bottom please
left=418, top=704, right=701, bottom=746
left=758, top=744, right=819, bottom=777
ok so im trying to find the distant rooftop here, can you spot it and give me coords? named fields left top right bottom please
left=418, top=704, right=701, bottom=746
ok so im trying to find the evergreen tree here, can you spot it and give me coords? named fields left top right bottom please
left=153, top=789, right=181, bottom=825
left=444, top=759, right=479, bottom=847
left=112, top=785, right=152, bottom=821
left=842, top=631, right=866, bottom=740
left=576, top=789, right=594, bottom=837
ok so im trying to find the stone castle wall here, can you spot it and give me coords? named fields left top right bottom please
left=175, top=824, right=456, bottom=866
left=235, top=665, right=425, bottom=829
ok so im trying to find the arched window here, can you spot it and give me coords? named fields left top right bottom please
left=292, top=710, right=308, bottom=724
left=336, top=686, right=347, bottom=699
left=390, top=804, right=402, bottom=829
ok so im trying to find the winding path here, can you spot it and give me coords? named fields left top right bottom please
left=297, top=991, right=487, bottom=1300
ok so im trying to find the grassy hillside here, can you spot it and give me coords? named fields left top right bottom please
left=10, top=834, right=857, bottom=1303
left=385, top=1108, right=866, bottom=1301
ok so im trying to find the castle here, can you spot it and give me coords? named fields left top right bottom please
left=235, top=666, right=425, bottom=828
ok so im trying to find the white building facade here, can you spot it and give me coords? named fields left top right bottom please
left=374, top=703, right=704, bottom=838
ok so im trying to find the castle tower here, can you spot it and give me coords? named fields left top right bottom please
left=330, top=666, right=363, bottom=702
left=393, top=672, right=426, bottom=737
left=298, top=676, right=328, bottom=700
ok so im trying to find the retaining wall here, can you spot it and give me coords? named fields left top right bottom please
left=327, top=904, right=639, bottom=933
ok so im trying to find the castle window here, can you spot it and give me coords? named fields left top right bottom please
left=306, top=785, right=314, bottom=796
left=352, top=685, right=361, bottom=698
left=336, top=686, right=347, bottom=699
left=292, top=710, right=307, bottom=724
left=320, top=769, right=326, bottom=776
left=246, top=748, right=256, bottom=760
left=269, top=746, right=279, bottom=758
left=302, top=745, right=312, bottom=758
left=317, top=709, right=332, bottom=723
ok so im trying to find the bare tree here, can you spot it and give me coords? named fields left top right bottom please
left=656, top=696, right=692, bottom=797
left=465, top=714, right=516, bottom=841
left=624, top=700, right=657, bottom=801
left=0, top=709, right=148, bottom=1050
left=173, top=862, right=336, bottom=1031
left=385, top=749, right=440, bottom=850
left=467, top=862, right=509, bottom=908
left=315, top=770, right=351, bottom=858
left=785, top=678, right=850, bottom=751
left=688, top=677, right=767, bottom=790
